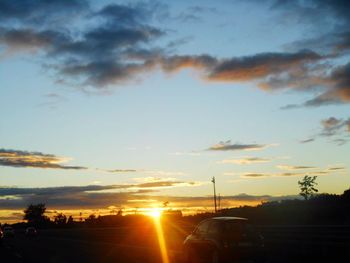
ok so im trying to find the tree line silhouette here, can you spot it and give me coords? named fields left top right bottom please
left=3, top=175, right=349, bottom=229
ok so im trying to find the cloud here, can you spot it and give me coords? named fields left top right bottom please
left=303, top=63, right=350, bottom=106
left=321, top=117, right=344, bottom=136
left=106, top=169, right=138, bottom=173
left=300, top=138, right=315, bottom=144
left=218, top=157, right=271, bottom=164
left=319, top=117, right=350, bottom=144
left=327, top=166, right=346, bottom=171
left=208, top=140, right=269, bottom=151
left=276, top=165, right=316, bottom=170
left=237, top=166, right=346, bottom=178
left=0, top=180, right=201, bottom=209
left=208, top=50, right=321, bottom=81
left=0, top=0, right=88, bottom=25
left=240, top=172, right=326, bottom=178
left=0, top=1, right=349, bottom=107
left=301, top=117, right=350, bottom=145
left=0, top=1, right=165, bottom=88
left=269, top=0, right=350, bottom=29
left=135, top=181, right=196, bottom=189
left=0, top=28, right=60, bottom=53
left=284, top=32, right=350, bottom=56
left=0, top=149, right=86, bottom=170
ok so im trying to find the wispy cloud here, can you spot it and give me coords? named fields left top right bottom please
left=208, top=140, right=269, bottom=151
left=218, top=157, right=271, bottom=164
left=106, top=169, right=138, bottom=173
left=327, top=166, right=346, bottom=171
left=276, top=165, right=316, bottom=170
left=301, top=117, right=350, bottom=145
left=321, top=117, right=350, bottom=137
left=300, top=138, right=315, bottom=144
left=237, top=166, right=346, bottom=178
left=240, top=171, right=329, bottom=178
left=0, top=149, right=86, bottom=170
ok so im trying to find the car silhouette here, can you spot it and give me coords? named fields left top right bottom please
left=25, top=227, right=37, bottom=237
left=183, top=217, right=266, bottom=263
left=3, top=226, right=15, bottom=238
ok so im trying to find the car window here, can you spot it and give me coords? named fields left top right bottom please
left=208, top=221, right=222, bottom=236
left=194, top=220, right=211, bottom=235
left=224, top=221, right=243, bottom=239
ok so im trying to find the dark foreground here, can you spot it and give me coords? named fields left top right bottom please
left=1, top=224, right=350, bottom=263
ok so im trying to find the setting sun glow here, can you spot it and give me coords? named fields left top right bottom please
left=149, top=209, right=162, bottom=219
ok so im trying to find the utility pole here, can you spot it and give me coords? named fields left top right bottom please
left=218, top=193, right=221, bottom=211
left=211, top=176, right=217, bottom=213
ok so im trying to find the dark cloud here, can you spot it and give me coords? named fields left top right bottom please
left=0, top=28, right=61, bottom=52
left=300, top=117, right=350, bottom=145
left=0, top=149, right=86, bottom=170
left=242, top=173, right=269, bottom=178
left=0, top=0, right=88, bottom=25
left=0, top=1, right=165, bottom=88
left=0, top=180, right=199, bottom=209
left=320, top=117, right=350, bottom=137
left=284, top=32, right=350, bottom=56
left=208, top=140, right=268, bottom=151
left=160, top=55, right=217, bottom=72
left=302, top=62, right=350, bottom=106
left=255, top=0, right=350, bottom=107
left=0, top=183, right=299, bottom=212
left=0, top=0, right=349, bottom=108
left=267, top=0, right=350, bottom=32
left=300, top=138, right=315, bottom=144
left=208, top=50, right=321, bottom=81
left=328, top=166, right=346, bottom=171
left=95, top=3, right=150, bottom=26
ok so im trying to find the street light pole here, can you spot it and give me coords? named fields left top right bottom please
left=211, top=176, right=217, bottom=213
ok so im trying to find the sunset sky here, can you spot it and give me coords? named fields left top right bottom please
left=1, top=0, right=350, bottom=222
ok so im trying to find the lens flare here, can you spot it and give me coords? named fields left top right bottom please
left=150, top=210, right=161, bottom=218
left=152, top=209, right=170, bottom=263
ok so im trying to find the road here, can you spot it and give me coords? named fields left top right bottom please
left=0, top=226, right=184, bottom=263
left=1, top=225, right=349, bottom=263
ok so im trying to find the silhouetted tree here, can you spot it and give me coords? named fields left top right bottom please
left=85, top=214, right=97, bottom=224
left=67, top=215, right=74, bottom=224
left=23, top=203, right=50, bottom=226
left=117, top=209, right=123, bottom=216
left=298, top=175, right=318, bottom=200
left=54, top=212, right=67, bottom=225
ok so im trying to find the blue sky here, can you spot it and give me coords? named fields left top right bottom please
left=1, top=0, right=350, bottom=222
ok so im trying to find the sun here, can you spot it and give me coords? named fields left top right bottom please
left=150, top=209, right=161, bottom=218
